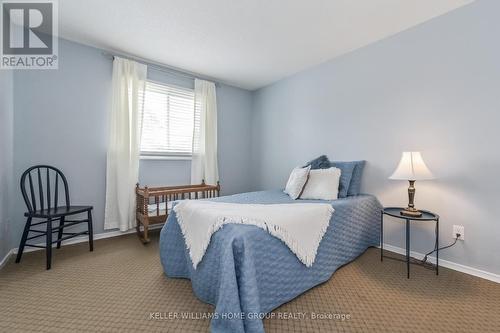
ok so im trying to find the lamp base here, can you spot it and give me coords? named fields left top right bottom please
left=400, top=207, right=423, bottom=218
left=400, top=180, right=423, bottom=217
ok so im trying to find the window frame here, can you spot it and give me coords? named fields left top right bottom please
left=139, top=80, right=195, bottom=160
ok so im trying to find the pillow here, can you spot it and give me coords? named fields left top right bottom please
left=300, top=167, right=341, bottom=200
left=330, top=161, right=356, bottom=198
left=284, top=166, right=311, bottom=199
left=347, top=160, right=366, bottom=196
left=305, top=155, right=330, bottom=169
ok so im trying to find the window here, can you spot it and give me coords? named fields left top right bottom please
left=140, top=81, right=196, bottom=157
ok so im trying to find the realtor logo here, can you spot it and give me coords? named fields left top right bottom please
left=1, top=0, right=58, bottom=69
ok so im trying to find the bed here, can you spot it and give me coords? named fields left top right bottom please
left=159, top=190, right=382, bottom=333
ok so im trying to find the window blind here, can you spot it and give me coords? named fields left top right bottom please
left=140, top=81, right=195, bottom=156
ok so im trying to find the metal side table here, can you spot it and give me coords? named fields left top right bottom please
left=381, top=207, right=439, bottom=278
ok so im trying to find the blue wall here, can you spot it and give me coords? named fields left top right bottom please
left=10, top=38, right=253, bottom=250
left=0, top=70, right=14, bottom=260
left=251, top=0, right=500, bottom=274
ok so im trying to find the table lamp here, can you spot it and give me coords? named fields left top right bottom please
left=389, top=152, right=434, bottom=217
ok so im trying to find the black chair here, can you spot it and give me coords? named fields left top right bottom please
left=16, top=165, right=93, bottom=269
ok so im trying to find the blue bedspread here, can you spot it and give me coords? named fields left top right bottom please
left=159, top=190, right=382, bottom=333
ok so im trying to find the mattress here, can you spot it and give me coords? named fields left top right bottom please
left=147, top=201, right=173, bottom=216
left=160, top=190, right=382, bottom=333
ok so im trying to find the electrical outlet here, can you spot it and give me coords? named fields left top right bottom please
left=453, top=225, right=465, bottom=241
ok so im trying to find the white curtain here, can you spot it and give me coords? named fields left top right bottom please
left=104, top=57, right=147, bottom=231
left=191, top=79, right=219, bottom=185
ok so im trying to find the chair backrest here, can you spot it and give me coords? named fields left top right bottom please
left=20, top=165, right=70, bottom=214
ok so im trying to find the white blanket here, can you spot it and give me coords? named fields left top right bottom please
left=173, top=201, right=334, bottom=269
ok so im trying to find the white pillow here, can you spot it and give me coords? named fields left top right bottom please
left=300, top=167, right=341, bottom=200
left=284, top=166, right=311, bottom=199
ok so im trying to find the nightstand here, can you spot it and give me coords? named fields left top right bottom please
left=381, top=207, right=439, bottom=278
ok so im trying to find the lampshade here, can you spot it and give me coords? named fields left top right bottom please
left=389, top=152, right=434, bottom=181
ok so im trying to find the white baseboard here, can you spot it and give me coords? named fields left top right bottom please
left=0, top=224, right=164, bottom=270
left=0, top=248, right=16, bottom=270
left=381, top=243, right=500, bottom=283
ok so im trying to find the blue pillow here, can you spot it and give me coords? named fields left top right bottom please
left=330, top=161, right=355, bottom=198
left=305, top=155, right=331, bottom=169
left=347, top=160, right=366, bottom=196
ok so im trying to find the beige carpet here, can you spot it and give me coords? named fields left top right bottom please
left=1, top=231, right=499, bottom=333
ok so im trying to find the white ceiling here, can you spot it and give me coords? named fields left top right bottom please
left=59, top=0, right=472, bottom=90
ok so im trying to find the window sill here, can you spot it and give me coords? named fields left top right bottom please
left=140, top=155, right=192, bottom=161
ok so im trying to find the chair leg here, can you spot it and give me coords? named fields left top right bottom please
left=87, top=210, right=94, bottom=252
left=46, top=218, right=52, bottom=270
left=57, top=216, right=65, bottom=249
left=15, top=217, right=32, bottom=263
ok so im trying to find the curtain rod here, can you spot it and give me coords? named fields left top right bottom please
left=101, top=50, right=220, bottom=86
